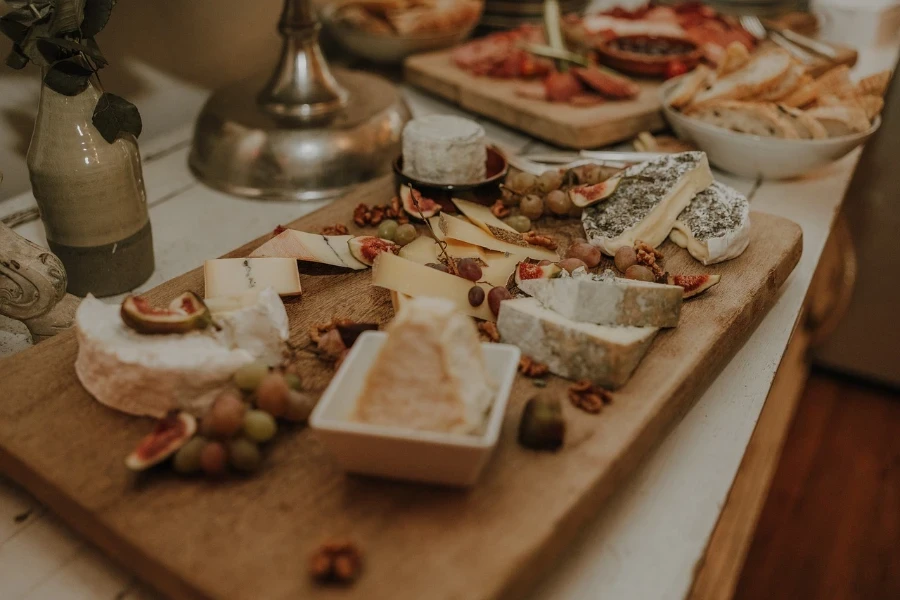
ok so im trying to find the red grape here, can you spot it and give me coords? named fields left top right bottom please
left=488, top=287, right=512, bottom=316
left=457, top=258, right=483, bottom=282
left=468, top=285, right=486, bottom=307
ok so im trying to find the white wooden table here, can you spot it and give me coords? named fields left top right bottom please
left=0, top=52, right=895, bottom=599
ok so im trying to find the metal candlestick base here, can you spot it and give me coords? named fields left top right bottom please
left=189, top=0, right=410, bottom=201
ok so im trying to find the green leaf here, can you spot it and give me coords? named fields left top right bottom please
left=92, top=92, right=142, bottom=143
left=82, top=0, right=117, bottom=38
left=49, top=0, right=87, bottom=36
left=43, top=59, right=94, bottom=96
left=82, top=37, right=108, bottom=67
left=0, top=11, right=32, bottom=44
left=36, top=36, right=106, bottom=65
left=6, top=45, right=30, bottom=70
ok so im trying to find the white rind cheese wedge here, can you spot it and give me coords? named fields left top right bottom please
left=74, top=289, right=289, bottom=418
left=669, top=181, right=751, bottom=265
left=402, top=116, right=487, bottom=184
left=204, top=257, right=302, bottom=299
left=249, top=230, right=368, bottom=270
left=372, top=252, right=494, bottom=321
left=519, top=269, right=682, bottom=327
left=440, top=213, right=559, bottom=261
left=497, top=298, right=657, bottom=388
left=582, top=152, right=714, bottom=255
left=354, top=297, right=495, bottom=434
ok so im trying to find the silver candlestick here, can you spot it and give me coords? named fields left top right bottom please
left=189, top=0, right=411, bottom=201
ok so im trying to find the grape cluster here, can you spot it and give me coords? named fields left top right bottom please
left=425, top=257, right=510, bottom=316
left=376, top=219, right=418, bottom=246
left=501, top=163, right=618, bottom=223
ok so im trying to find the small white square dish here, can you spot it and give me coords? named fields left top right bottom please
left=309, top=331, right=520, bottom=487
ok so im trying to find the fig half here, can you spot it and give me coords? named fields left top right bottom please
left=400, top=185, right=442, bottom=220
left=125, top=411, right=197, bottom=471
left=121, top=291, right=212, bottom=334
left=514, top=261, right=562, bottom=286
left=667, top=274, right=722, bottom=299
left=568, top=175, right=622, bottom=208
left=348, top=236, right=399, bottom=267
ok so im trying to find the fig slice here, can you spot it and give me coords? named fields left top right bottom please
left=125, top=411, right=197, bottom=471
left=568, top=175, right=622, bottom=208
left=667, top=274, right=722, bottom=299
left=348, top=236, right=399, bottom=267
left=514, top=261, right=562, bottom=286
left=121, top=292, right=212, bottom=334
left=400, top=185, right=442, bottom=220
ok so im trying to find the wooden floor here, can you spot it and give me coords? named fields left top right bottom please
left=734, top=370, right=900, bottom=600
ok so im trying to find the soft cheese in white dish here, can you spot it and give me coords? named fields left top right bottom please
left=582, top=152, right=714, bottom=255
left=519, top=268, right=682, bottom=328
left=354, top=297, right=495, bottom=435
left=497, top=298, right=658, bottom=388
left=669, top=181, right=751, bottom=265
left=75, top=289, right=289, bottom=418
left=402, top=115, right=487, bottom=184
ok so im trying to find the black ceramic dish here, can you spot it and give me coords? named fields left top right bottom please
left=392, top=146, right=509, bottom=210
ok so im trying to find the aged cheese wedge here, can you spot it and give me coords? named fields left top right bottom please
left=354, top=297, right=494, bottom=434
left=372, top=252, right=494, bottom=321
left=398, top=235, right=440, bottom=264
left=204, top=257, right=302, bottom=299
left=519, top=269, right=682, bottom=327
left=440, top=213, right=559, bottom=261
left=451, top=198, right=525, bottom=246
left=669, top=181, right=751, bottom=265
left=497, top=298, right=657, bottom=388
left=582, top=152, right=714, bottom=255
left=75, top=289, right=289, bottom=418
left=249, top=230, right=368, bottom=270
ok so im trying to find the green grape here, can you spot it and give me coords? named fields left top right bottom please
left=510, top=171, right=537, bottom=192
left=546, top=190, right=572, bottom=216
left=537, top=170, right=564, bottom=193
left=376, top=219, right=399, bottom=241
left=233, top=361, right=268, bottom=392
left=228, top=438, right=262, bottom=472
left=519, top=194, right=545, bottom=220
left=394, top=224, right=418, bottom=246
left=173, top=436, right=207, bottom=474
left=504, top=215, right=532, bottom=233
left=284, top=373, right=302, bottom=392
left=284, top=390, right=317, bottom=423
left=243, top=410, right=278, bottom=443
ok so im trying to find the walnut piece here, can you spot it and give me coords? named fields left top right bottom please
left=477, top=321, right=500, bottom=343
left=522, top=231, right=558, bottom=250
left=322, top=224, right=349, bottom=236
left=634, top=240, right=665, bottom=280
left=353, top=203, right=370, bottom=227
left=568, top=380, right=612, bottom=414
left=491, top=199, right=511, bottom=219
left=353, top=201, right=407, bottom=227
left=519, top=356, right=549, bottom=378
left=309, top=318, right=354, bottom=344
left=309, top=540, right=363, bottom=584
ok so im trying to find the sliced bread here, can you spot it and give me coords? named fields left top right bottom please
left=856, top=70, right=892, bottom=97
left=776, top=104, right=828, bottom=139
left=804, top=106, right=872, bottom=137
left=781, top=77, right=820, bottom=108
left=815, top=65, right=856, bottom=100
left=669, top=65, right=712, bottom=109
left=717, top=41, right=751, bottom=78
left=688, top=49, right=793, bottom=108
left=757, top=64, right=807, bottom=102
left=686, top=100, right=800, bottom=139
left=859, top=95, right=885, bottom=120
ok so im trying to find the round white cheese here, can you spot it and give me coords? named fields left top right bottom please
left=401, top=115, right=486, bottom=184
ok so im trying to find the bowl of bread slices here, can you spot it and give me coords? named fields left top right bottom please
left=661, top=43, right=890, bottom=179
left=322, top=0, right=483, bottom=64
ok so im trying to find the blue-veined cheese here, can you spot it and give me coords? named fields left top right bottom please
left=203, top=257, right=301, bottom=299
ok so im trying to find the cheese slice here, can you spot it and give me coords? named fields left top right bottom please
left=582, top=152, right=714, bottom=255
left=249, top=230, right=368, bottom=270
left=452, top=198, right=525, bottom=246
left=204, top=258, right=302, bottom=299
left=372, top=252, right=494, bottom=321
left=439, top=213, right=559, bottom=261
left=519, top=269, right=682, bottom=327
left=354, top=297, right=494, bottom=434
left=396, top=237, right=517, bottom=288
left=480, top=252, right=519, bottom=288
left=497, top=298, right=657, bottom=388
left=669, top=181, right=751, bottom=265
left=398, top=235, right=440, bottom=264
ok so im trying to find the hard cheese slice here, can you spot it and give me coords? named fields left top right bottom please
left=497, top=298, right=657, bottom=388
left=452, top=197, right=525, bottom=246
left=204, top=258, right=302, bottom=299
left=249, top=230, right=368, bottom=270
left=439, top=213, right=559, bottom=261
left=582, top=152, right=714, bottom=255
left=519, top=270, right=682, bottom=327
left=372, top=252, right=494, bottom=321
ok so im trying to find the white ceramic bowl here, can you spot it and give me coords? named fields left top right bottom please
left=659, top=77, right=881, bottom=179
left=309, top=331, right=520, bottom=487
left=321, top=3, right=481, bottom=65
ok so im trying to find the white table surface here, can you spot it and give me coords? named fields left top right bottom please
left=1, top=53, right=896, bottom=600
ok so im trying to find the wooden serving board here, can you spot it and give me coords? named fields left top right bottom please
left=404, top=50, right=667, bottom=149
left=0, top=176, right=802, bottom=600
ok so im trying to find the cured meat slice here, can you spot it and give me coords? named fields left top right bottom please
left=572, top=66, right=640, bottom=100
left=544, top=71, right=584, bottom=103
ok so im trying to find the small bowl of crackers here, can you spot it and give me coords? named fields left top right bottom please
left=660, top=45, right=889, bottom=179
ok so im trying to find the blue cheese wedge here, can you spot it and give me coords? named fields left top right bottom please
left=519, top=269, right=682, bottom=328
left=582, top=152, right=714, bottom=255
left=497, top=298, right=657, bottom=388
left=669, top=181, right=751, bottom=265
left=75, top=289, right=289, bottom=418
left=203, top=257, right=302, bottom=299
left=354, top=297, right=495, bottom=434
left=402, top=115, right=486, bottom=184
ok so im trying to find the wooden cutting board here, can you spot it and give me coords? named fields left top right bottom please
left=404, top=50, right=667, bottom=149
left=0, top=176, right=802, bottom=600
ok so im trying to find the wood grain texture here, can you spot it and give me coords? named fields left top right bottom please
left=404, top=51, right=666, bottom=149
left=0, top=176, right=802, bottom=600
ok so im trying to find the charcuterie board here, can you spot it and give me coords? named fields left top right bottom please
left=0, top=175, right=801, bottom=600
left=405, top=49, right=667, bottom=149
